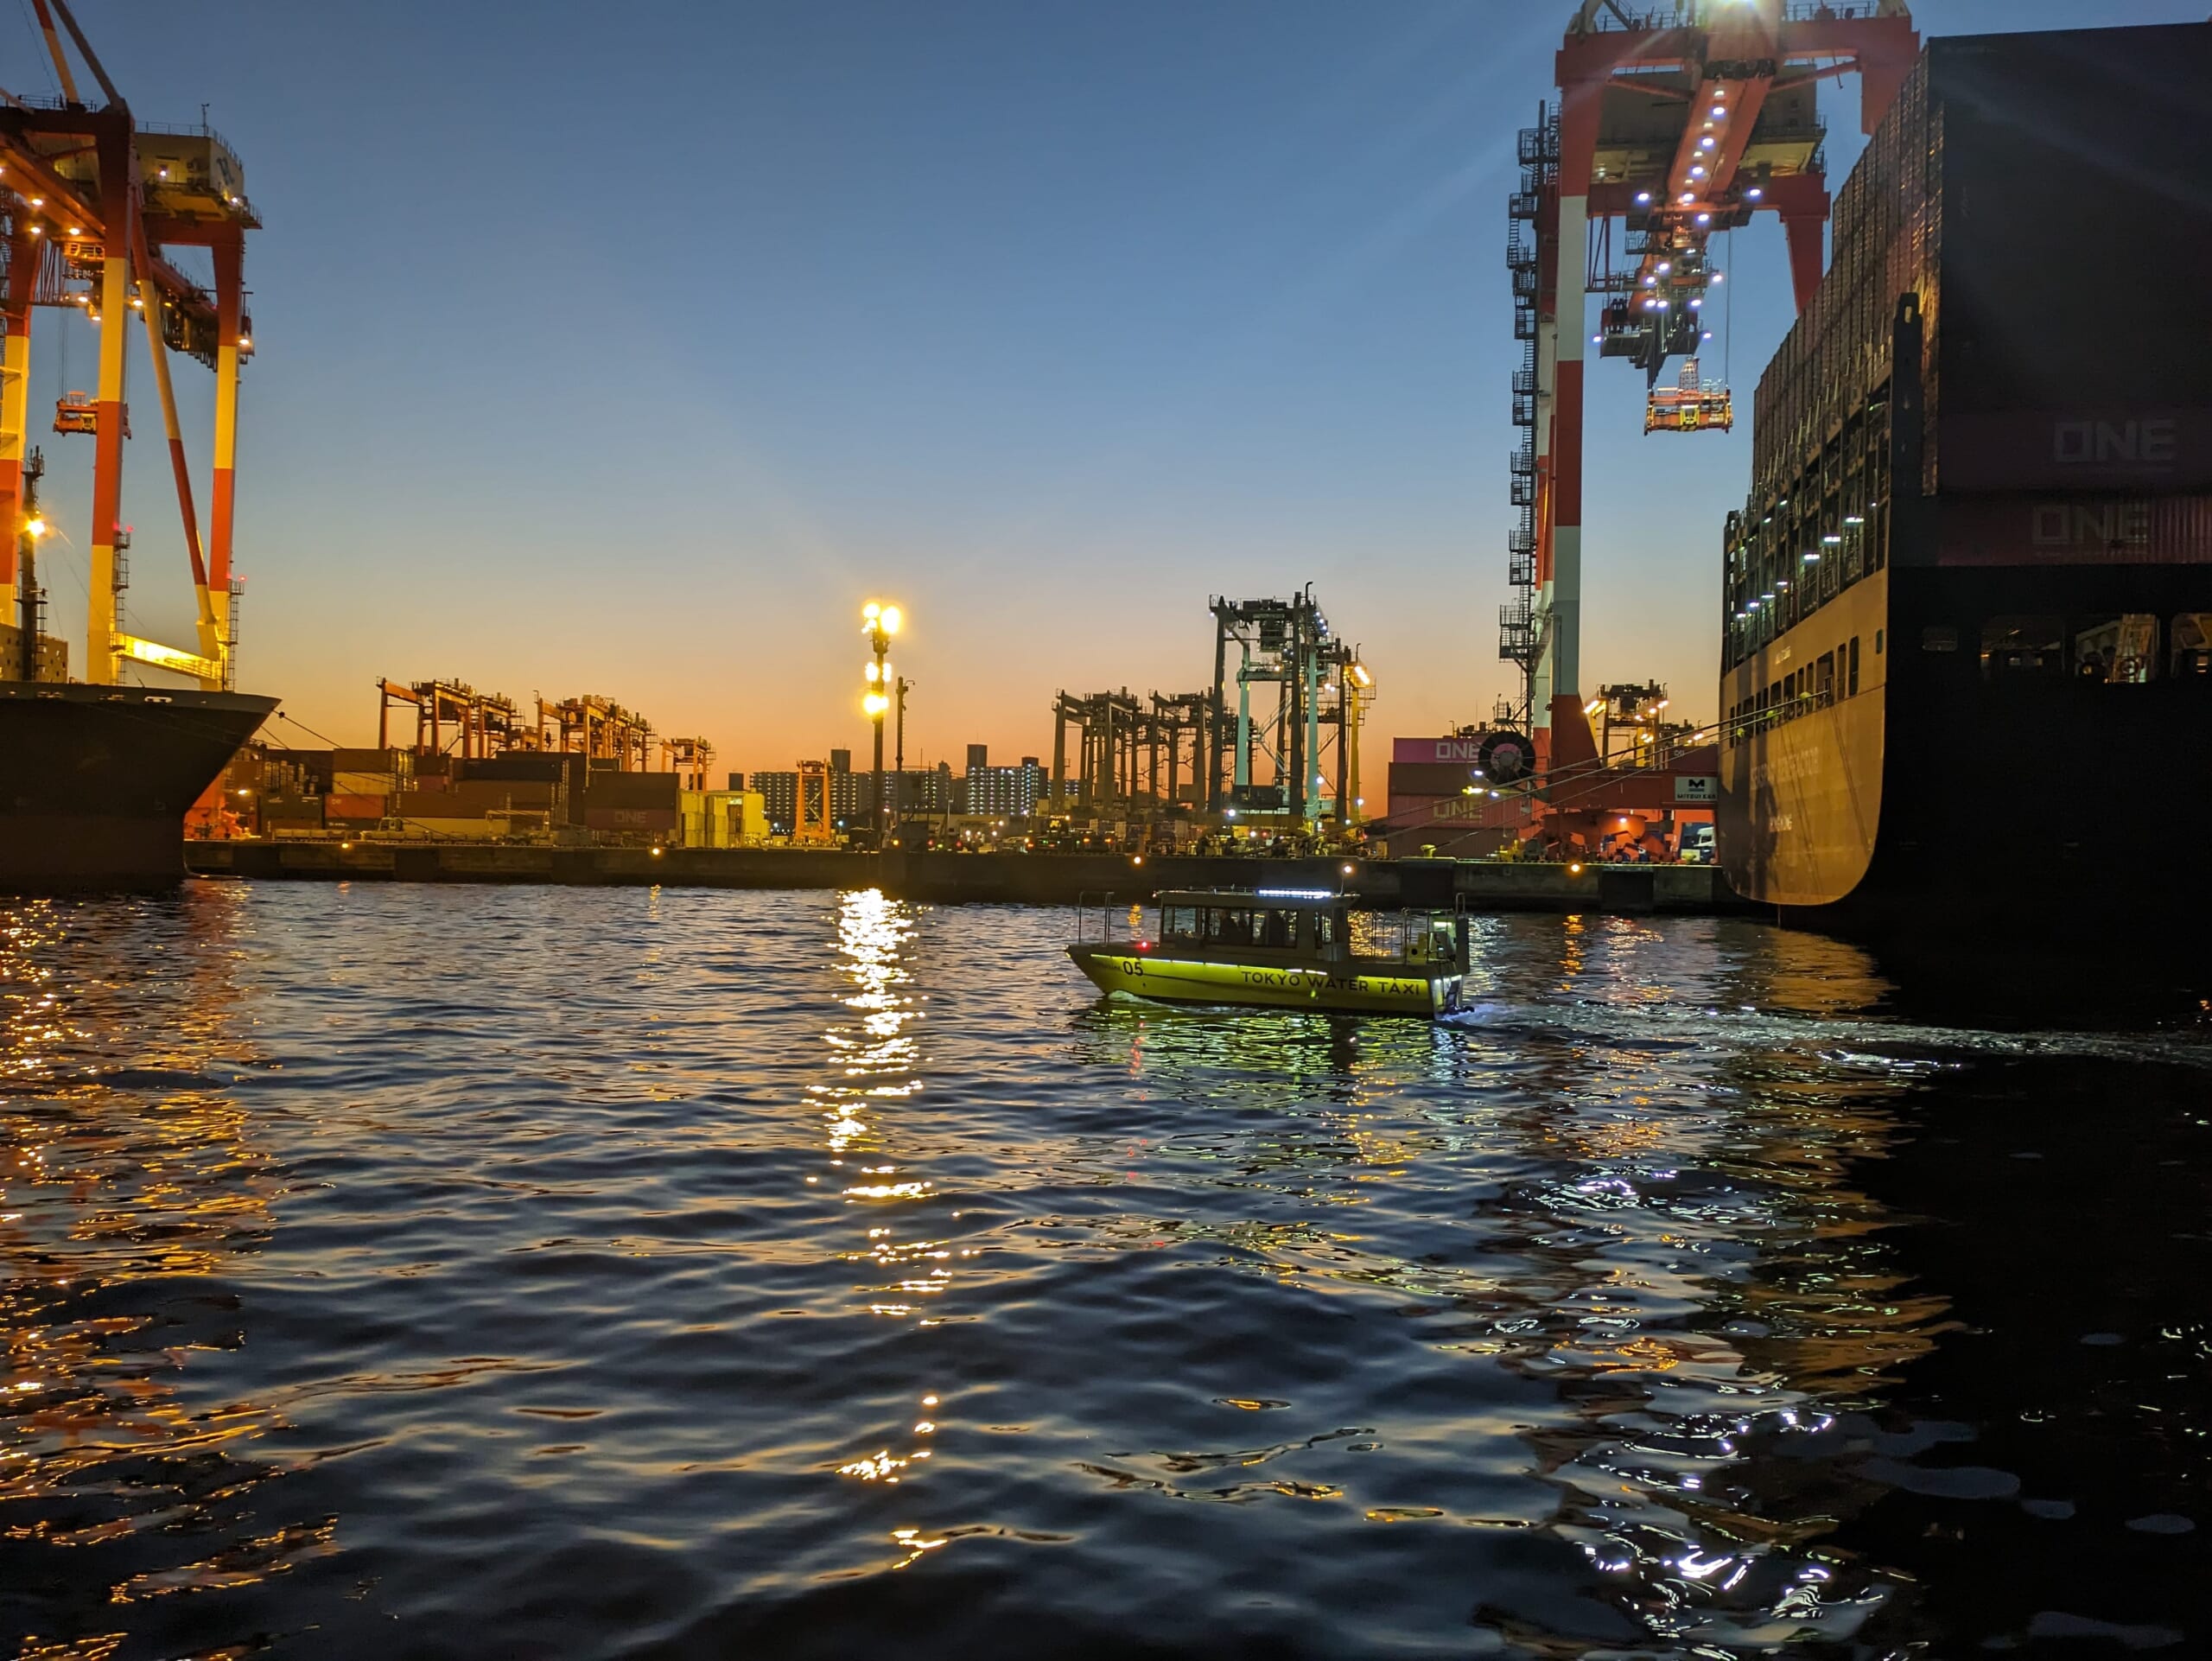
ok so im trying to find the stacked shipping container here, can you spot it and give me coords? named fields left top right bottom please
left=1725, top=54, right=1934, bottom=664
left=1732, top=20, right=2212, bottom=647
left=1716, top=22, right=2212, bottom=918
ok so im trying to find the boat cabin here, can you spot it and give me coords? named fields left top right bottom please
left=1153, top=889, right=1462, bottom=971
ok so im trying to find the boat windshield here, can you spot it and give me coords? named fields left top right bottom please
left=1153, top=901, right=1451, bottom=962
left=1161, top=903, right=1320, bottom=951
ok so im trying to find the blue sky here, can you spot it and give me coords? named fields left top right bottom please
left=20, top=0, right=2196, bottom=770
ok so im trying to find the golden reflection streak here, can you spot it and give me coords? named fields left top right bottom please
left=816, top=891, right=955, bottom=1541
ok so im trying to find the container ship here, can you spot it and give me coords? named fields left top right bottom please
left=0, top=673, right=276, bottom=892
left=1717, top=22, right=2212, bottom=931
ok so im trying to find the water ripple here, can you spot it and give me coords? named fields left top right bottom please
left=1, top=886, right=2206, bottom=1658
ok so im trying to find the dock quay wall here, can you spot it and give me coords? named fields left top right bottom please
left=184, top=843, right=1748, bottom=915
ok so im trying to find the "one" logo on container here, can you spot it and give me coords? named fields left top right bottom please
left=2052, top=418, right=2177, bottom=467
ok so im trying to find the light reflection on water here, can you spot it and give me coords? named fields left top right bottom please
left=0, top=886, right=2207, bottom=1658
left=1063, top=917, right=1943, bottom=1652
left=0, top=888, right=325, bottom=1634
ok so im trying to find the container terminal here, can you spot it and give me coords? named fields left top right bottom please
left=197, top=581, right=1718, bottom=867
left=10, top=0, right=2207, bottom=932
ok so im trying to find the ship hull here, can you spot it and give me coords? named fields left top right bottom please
left=1719, top=575, right=1889, bottom=909
left=0, top=682, right=277, bottom=892
left=1721, top=558, right=2212, bottom=938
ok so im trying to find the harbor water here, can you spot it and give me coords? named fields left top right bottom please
left=3, top=884, right=2207, bottom=1658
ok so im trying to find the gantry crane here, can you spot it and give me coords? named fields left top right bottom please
left=1499, top=0, right=1917, bottom=760
left=546, top=694, right=654, bottom=771
left=0, top=0, right=258, bottom=690
left=377, top=678, right=524, bottom=758
left=658, top=735, right=714, bottom=792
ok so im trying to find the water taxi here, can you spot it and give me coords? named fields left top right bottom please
left=1068, top=888, right=1468, bottom=1016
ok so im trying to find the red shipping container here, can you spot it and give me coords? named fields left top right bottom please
left=584, top=807, right=678, bottom=833
left=324, top=794, right=387, bottom=822
left=1389, top=761, right=1488, bottom=796
left=1391, top=735, right=1490, bottom=766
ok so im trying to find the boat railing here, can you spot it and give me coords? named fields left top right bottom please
left=1073, top=891, right=1151, bottom=945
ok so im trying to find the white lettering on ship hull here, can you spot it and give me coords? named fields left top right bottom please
left=1751, top=742, right=1829, bottom=788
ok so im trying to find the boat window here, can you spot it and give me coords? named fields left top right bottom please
left=1349, top=910, right=1401, bottom=958
left=2072, top=614, right=2158, bottom=683
left=1817, top=651, right=1835, bottom=705
left=1201, top=907, right=1256, bottom=945
left=1161, top=906, right=1198, bottom=941
left=1848, top=635, right=1861, bottom=695
left=1259, top=909, right=1296, bottom=949
left=2173, top=614, right=2212, bottom=676
left=1314, top=913, right=1338, bottom=947
left=1979, top=616, right=2063, bottom=678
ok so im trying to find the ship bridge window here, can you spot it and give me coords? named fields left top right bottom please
left=2073, top=614, right=2158, bottom=683
left=1980, top=616, right=2063, bottom=679
left=2172, top=614, right=2212, bottom=677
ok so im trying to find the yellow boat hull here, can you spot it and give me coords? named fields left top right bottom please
left=1068, top=945, right=1460, bottom=1016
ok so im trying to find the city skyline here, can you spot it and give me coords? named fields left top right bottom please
left=12, top=0, right=2191, bottom=774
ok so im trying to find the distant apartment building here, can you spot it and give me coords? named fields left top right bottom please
left=893, top=762, right=958, bottom=816
left=749, top=768, right=862, bottom=828
left=753, top=771, right=798, bottom=830
left=964, top=748, right=1046, bottom=818
left=747, top=763, right=957, bottom=831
